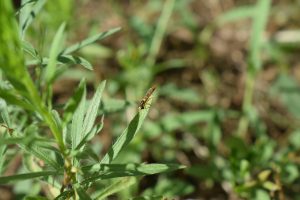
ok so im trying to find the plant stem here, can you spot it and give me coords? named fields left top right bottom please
left=237, top=71, right=255, bottom=136
left=146, top=0, right=175, bottom=67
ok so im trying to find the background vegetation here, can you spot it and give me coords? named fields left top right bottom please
left=1, top=0, right=300, bottom=199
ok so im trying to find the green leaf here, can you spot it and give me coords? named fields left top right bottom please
left=101, top=98, right=129, bottom=113
left=75, top=186, right=92, bottom=200
left=24, top=195, right=49, bottom=200
left=75, top=116, right=104, bottom=151
left=54, top=190, right=74, bottom=200
left=22, top=144, right=62, bottom=170
left=0, top=0, right=29, bottom=91
left=289, top=130, right=300, bottom=148
left=58, top=55, right=93, bottom=70
left=270, top=74, right=300, bottom=118
left=160, top=84, right=203, bottom=104
left=0, top=100, right=10, bottom=174
left=249, top=0, right=271, bottom=71
left=147, top=178, right=194, bottom=197
left=0, top=137, right=32, bottom=145
left=19, top=0, right=47, bottom=38
left=0, top=99, right=11, bottom=126
left=217, top=6, right=255, bottom=25
left=81, top=163, right=185, bottom=184
left=64, top=79, right=87, bottom=124
left=11, top=130, right=63, bottom=170
left=61, top=27, right=121, bottom=55
left=0, top=135, right=55, bottom=147
left=82, top=81, right=106, bottom=137
left=99, top=108, right=150, bottom=164
left=130, top=196, right=164, bottom=200
left=262, top=181, right=279, bottom=191
left=22, top=40, right=38, bottom=58
left=254, top=189, right=270, bottom=200
left=45, top=23, right=66, bottom=83
left=283, top=164, right=299, bottom=183
left=0, top=86, right=34, bottom=111
left=0, top=171, right=59, bottom=184
left=70, top=80, right=105, bottom=151
left=92, top=177, right=136, bottom=200
left=270, top=74, right=300, bottom=117
left=52, top=110, right=63, bottom=134
left=160, top=111, right=214, bottom=132
left=71, top=89, right=86, bottom=150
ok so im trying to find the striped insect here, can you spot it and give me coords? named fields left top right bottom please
left=139, top=85, right=157, bottom=110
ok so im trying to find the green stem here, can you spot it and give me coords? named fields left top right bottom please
left=237, top=71, right=255, bottom=136
left=146, top=0, right=175, bottom=67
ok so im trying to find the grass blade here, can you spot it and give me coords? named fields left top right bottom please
left=61, top=27, right=121, bottom=55
left=249, top=0, right=271, bottom=71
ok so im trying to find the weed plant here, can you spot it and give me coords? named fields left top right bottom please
left=0, top=1, right=183, bottom=199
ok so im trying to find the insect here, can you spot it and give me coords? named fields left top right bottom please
left=139, top=85, right=157, bottom=110
left=0, top=124, right=13, bottom=134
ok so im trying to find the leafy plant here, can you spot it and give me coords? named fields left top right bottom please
left=0, top=1, right=184, bottom=199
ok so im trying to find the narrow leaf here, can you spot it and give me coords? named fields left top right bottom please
left=58, top=55, right=93, bottom=70
left=54, top=190, right=74, bottom=200
left=217, top=6, right=255, bottom=25
left=82, top=81, right=106, bottom=139
left=71, top=90, right=86, bottom=150
left=13, top=130, right=62, bottom=170
left=92, top=177, right=136, bottom=200
left=249, top=0, right=271, bottom=71
left=0, top=100, right=10, bottom=173
left=45, top=23, right=66, bottom=83
left=99, top=108, right=150, bottom=164
left=75, top=186, right=92, bottom=200
left=22, top=40, right=38, bottom=58
left=0, top=171, right=59, bottom=184
left=0, top=99, right=11, bottom=126
left=161, top=110, right=214, bottom=132
left=75, top=116, right=104, bottom=151
left=64, top=79, right=86, bottom=124
left=22, top=145, right=62, bottom=170
left=61, top=27, right=121, bottom=55
left=0, top=87, right=34, bottom=111
left=19, top=0, right=47, bottom=38
left=81, top=163, right=185, bottom=185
